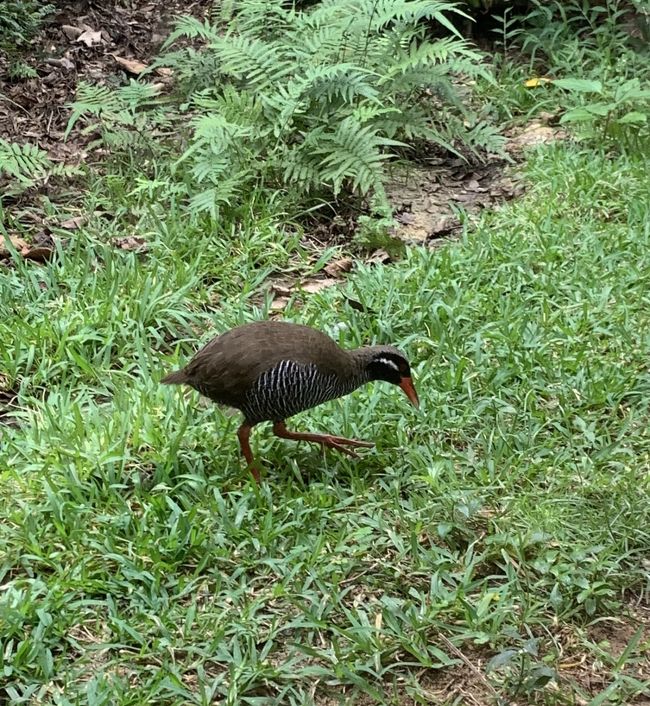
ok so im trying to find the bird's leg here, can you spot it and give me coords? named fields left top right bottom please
left=237, top=422, right=261, bottom=483
left=272, top=421, right=373, bottom=459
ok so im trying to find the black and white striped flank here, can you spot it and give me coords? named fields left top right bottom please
left=242, top=360, right=367, bottom=423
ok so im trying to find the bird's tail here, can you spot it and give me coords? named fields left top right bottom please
left=161, top=369, right=189, bottom=385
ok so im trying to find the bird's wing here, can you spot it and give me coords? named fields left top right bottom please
left=183, top=322, right=345, bottom=405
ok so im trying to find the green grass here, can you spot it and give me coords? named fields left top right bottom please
left=2, top=0, right=650, bottom=700
left=1, top=140, right=649, bottom=704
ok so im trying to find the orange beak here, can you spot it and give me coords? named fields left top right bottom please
left=399, top=377, right=419, bottom=408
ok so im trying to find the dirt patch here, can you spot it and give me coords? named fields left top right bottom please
left=386, top=118, right=567, bottom=247
left=556, top=598, right=650, bottom=704
left=386, top=157, right=522, bottom=245
left=259, top=118, right=567, bottom=316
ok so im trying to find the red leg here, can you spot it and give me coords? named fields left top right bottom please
left=237, top=422, right=261, bottom=483
left=272, top=421, right=373, bottom=459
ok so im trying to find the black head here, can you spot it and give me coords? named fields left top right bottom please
left=365, top=347, right=419, bottom=407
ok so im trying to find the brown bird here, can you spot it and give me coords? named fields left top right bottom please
left=161, top=320, right=418, bottom=482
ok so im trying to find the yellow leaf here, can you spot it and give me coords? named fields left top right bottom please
left=524, top=77, right=552, bottom=88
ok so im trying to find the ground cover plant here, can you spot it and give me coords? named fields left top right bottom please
left=1, top=0, right=649, bottom=704
left=64, top=0, right=505, bottom=219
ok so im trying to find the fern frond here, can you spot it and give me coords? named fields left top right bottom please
left=300, top=64, right=380, bottom=104
left=0, top=139, right=79, bottom=193
left=380, top=36, right=481, bottom=81
left=463, top=120, right=508, bottom=156
left=298, top=24, right=349, bottom=60
left=312, top=0, right=466, bottom=36
left=116, top=80, right=163, bottom=109
left=178, top=113, right=255, bottom=168
left=188, top=172, right=248, bottom=217
left=315, top=118, right=406, bottom=194
left=0, top=139, right=51, bottom=184
left=192, top=86, right=265, bottom=126
left=231, top=0, right=298, bottom=37
left=65, top=83, right=117, bottom=138
left=162, top=15, right=219, bottom=49
left=208, top=35, right=294, bottom=88
left=208, top=0, right=236, bottom=28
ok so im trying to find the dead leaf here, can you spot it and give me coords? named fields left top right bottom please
left=77, top=29, right=103, bottom=47
left=270, top=282, right=292, bottom=296
left=23, top=247, right=53, bottom=263
left=44, top=56, right=76, bottom=71
left=270, top=296, right=290, bottom=313
left=0, top=236, right=30, bottom=258
left=539, top=110, right=562, bottom=126
left=367, top=249, right=391, bottom=265
left=507, top=122, right=566, bottom=152
left=112, top=55, right=149, bottom=75
left=155, top=67, right=173, bottom=77
left=299, top=278, right=338, bottom=294
left=429, top=217, right=460, bottom=237
left=467, top=179, right=480, bottom=190
left=323, top=257, right=353, bottom=278
left=61, top=24, right=83, bottom=40
left=0, top=236, right=53, bottom=263
left=112, top=236, right=148, bottom=253
left=60, top=215, right=86, bottom=230
left=395, top=212, right=415, bottom=225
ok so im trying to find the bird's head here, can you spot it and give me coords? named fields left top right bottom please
left=363, top=346, right=419, bottom=408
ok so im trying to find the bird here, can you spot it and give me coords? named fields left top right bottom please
left=161, top=320, right=418, bottom=482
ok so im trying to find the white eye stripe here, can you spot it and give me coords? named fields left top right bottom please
left=377, top=357, right=400, bottom=372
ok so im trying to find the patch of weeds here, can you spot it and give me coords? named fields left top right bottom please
left=477, top=0, right=650, bottom=147
left=487, top=633, right=556, bottom=699
left=554, top=76, right=650, bottom=148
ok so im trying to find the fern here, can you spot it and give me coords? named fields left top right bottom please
left=68, top=0, right=504, bottom=215
left=316, top=118, right=405, bottom=194
left=307, top=0, right=467, bottom=37
left=161, top=15, right=219, bottom=49
left=298, top=65, right=380, bottom=104
left=0, top=139, right=80, bottom=194
left=65, top=80, right=173, bottom=161
left=208, top=35, right=294, bottom=88
left=380, top=36, right=481, bottom=80
left=0, top=140, right=52, bottom=185
left=0, top=2, right=54, bottom=52
left=65, top=84, right=116, bottom=138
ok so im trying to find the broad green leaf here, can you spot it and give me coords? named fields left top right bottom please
left=553, top=78, right=603, bottom=93
left=560, top=107, right=596, bottom=123
left=616, top=111, right=648, bottom=125
left=585, top=102, right=615, bottom=116
left=487, top=649, right=518, bottom=672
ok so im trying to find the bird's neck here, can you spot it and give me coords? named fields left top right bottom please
left=344, top=347, right=376, bottom=384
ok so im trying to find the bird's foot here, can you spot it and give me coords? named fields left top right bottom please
left=272, top=421, right=373, bottom=459
left=320, top=435, right=374, bottom=458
